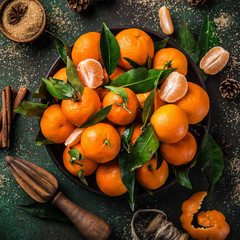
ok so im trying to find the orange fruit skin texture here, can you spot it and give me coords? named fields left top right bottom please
left=103, top=88, right=138, bottom=126
left=116, top=28, right=154, bottom=70
left=40, top=104, right=75, bottom=144
left=96, top=159, right=127, bottom=196
left=117, top=123, right=143, bottom=145
left=175, top=82, right=210, bottom=124
left=63, top=143, right=98, bottom=177
left=160, top=132, right=197, bottom=166
left=180, top=191, right=230, bottom=240
left=153, top=48, right=188, bottom=76
left=81, top=123, right=121, bottom=163
left=135, top=157, right=169, bottom=190
left=71, top=32, right=101, bottom=67
left=53, top=67, right=68, bottom=82
left=61, top=87, right=101, bottom=127
left=150, top=104, right=188, bottom=143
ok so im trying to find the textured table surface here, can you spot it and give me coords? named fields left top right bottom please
left=0, top=0, right=239, bottom=239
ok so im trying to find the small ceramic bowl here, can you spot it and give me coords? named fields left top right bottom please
left=0, top=0, right=46, bottom=43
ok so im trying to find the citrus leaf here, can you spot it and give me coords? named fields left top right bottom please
left=104, top=86, right=128, bottom=106
left=147, top=56, right=152, bottom=70
left=119, top=150, right=135, bottom=203
left=155, top=148, right=163, bottom=171
left=19, top=203, right=70, bottom=223
left=122, top=57, right=143, bottom=69
left=42, top=78, right=75, bottom=100
left=45, top=30, right=71, bottom=65
left=100, top=22, right=120, bottom=76
left=130, top=124, right=159, bottom=171
left=154, top=38, right=169, bottom=53
left=80, top=105, right=113, bottom=128
left=198, top=16, right=219, bottom=60
left=78, top=170, right=88, bottom=186
left=179, top=17, right=199, bottom=64
left=199, top=131, right=223, bottom=193
left=32, top=80, right=50, bottom=100
left=121, top=124, right=134, bottom=153
left=66, top=56, right=83, bottom=97
left=68, top=147, right=81, bottom=159
left=172, top=165, right=192, bottom=189
left=35, top=128, right=54, bottom=146
left=14, top=101, right=48, bottom=119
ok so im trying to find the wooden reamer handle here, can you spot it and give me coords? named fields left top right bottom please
left=51, top=191, right=111, bottom=240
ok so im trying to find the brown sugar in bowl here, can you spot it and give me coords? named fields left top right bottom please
left=0, top=0, right=46, bottom=43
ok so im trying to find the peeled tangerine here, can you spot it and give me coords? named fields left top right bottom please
left=159, top=6, right=174, bottom=35
left=159, top=72, right=188, bottom=103
left=64, top=128, right=85, bottom=147
left=200, top=46, right=229, bottom=75
left=180, top=192, right=230, bottom=240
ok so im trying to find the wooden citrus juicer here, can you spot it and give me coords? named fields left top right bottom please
left=5, top=156, right=111, bottom=240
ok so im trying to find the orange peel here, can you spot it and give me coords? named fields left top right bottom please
left=180, top=191, right=230, bottom=240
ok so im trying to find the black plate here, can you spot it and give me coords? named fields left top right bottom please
left=45, top=27, right=210, bottom=197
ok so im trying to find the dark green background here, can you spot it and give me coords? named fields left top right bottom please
left=0, top=0, right=239, bottom=239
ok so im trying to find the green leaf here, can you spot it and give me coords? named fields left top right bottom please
left=100, top=22, right=120, bottom=76
left=147, top=56, right=152, bottom=70
left=199, top=67, right=208, bottom=81
left=46, top=30, right=71, bottom=65
left=179, top=17, right=200, bottom=64
left=14, top=101, right=49, bottom=119
left=129, top=124, right=159, bottom=171
left=32, top=80, right=50, bottom=100
left=122, top=57, right=143, bottom=69
left=119, top=150, right=135, bottom=203
left=80, top=105, right=113, bottom=128
left=66, top=56, right=83, bottom=98
left=19, top=203, right=70, bottom=223
left=155, top=148, right=163, bottom=171
left=198, top=16, right=219, bottom=60
left=104, top=86, right=128, bottom=107
left=142, top=186, right=153, bottom=195
left=42, top=78, right=76, bottom=100
left=35, top=128, right=54, bottom=146
left=68, top=148, right=81, bottom=159
left=199, top=131, right=223, bottom=192
left=78, top=169, right=88, bottom=186
left=154, top=38, right=169, bottom=53
left=121, top=124, right=134, bottom=153
left=172, top=165, right=192, bottom=189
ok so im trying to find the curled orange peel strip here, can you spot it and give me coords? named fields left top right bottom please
left=180, top=191, right=230, bottom=240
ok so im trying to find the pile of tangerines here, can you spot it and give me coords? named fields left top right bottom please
left=40, top=28, right=210, bottom=197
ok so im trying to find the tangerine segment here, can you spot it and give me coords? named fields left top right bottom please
left=102, top=88, right=138, bottom=126
left=175, top=82, right=210, bottom=124
left=153, top=48, right=188, bottom=76
left=160, top=132, right=197, bottom=166
left=63, top=143, right=98, bottom=177
left=77, top=59, right=104, bottom=89
left=135, top=157, right=169, bottom=190
left=53, top=67, right=68, bottom=82
left=116, top=28, right=154, bottom=70
left=61, top=87, right=101, bottom=127
left=150, top=104, right=188, bottom=143
left=64, top=128, right=85, bottom=147
left=81, top=123, right=121, bottom=163
left=159, top=72, right=188, bottom=103
left=96, top=159, right=127, bottom=196
left=72, top=32, right=101, bottom=67
left=200, top=46, right=229, bottom=75
left=159, top=6, right=174, bottom=35
left=40, top=104, right=75, bottom=144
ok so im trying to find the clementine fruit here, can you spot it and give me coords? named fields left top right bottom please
left=116, top=28, right=154, bottom=70
left=102, top=88, right=138, bottom=126
left=71, top=32, right=101, bottom=67
left=175, top=82, right=210, bottom=124
left=103, top=66, right=125, bottom=80
left=61, top=87, right=101, bottom=127
left=81, top=123, right=121, bottom=163
left=160, top=132, right=197, bottom=166
left=52, top=67, right=68, bottom=82
left=63, top=143, right=98, bottom=177
left=135, top=157, right=169, bottom=190
left=40, top=104, right=75, bottom=144
left=96, top=159, right=127, bottom=196
left=150, top=104, right=188, bottom=143
left=153, top=48, right=188, bottom=76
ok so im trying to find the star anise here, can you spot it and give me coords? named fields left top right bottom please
left=8, top=4, right=28, bottom=25
left=216, top=136, right=232, bottom=155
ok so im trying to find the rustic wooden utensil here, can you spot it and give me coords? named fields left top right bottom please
left=5, top=156, right=111, bottom=240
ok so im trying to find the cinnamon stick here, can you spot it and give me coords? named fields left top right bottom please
left=12, top=87, right=28, bottom=120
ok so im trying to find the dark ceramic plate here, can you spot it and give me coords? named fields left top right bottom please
left=45, top=27, right=210, bottom=198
